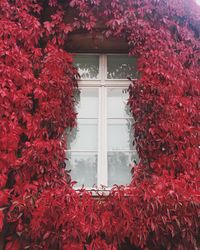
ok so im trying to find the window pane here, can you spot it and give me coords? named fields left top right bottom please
left=66, top=152, right=97, bottom=188
left=108, top=119, right=134, bottom=151
left=76, top=88, right=98, bottom=118
left=67, top=119, right=98, bottom=151
left=108, top=151, right=138, bottom=186
left=107, top=55, right=137, bottom=79
left=107, top=88, right=131, bottom=118
left=74, top=55, right=99, bottom=79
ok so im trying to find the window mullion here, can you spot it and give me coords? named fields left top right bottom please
left=98, top=86, right=107, bottom=186
left=103, top=55, right=108, bottom=187
left=97, top=55, right=108, bottom=187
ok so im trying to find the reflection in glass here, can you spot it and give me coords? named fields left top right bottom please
left=66, top=152, right=97, bottom=188
left=108, top=119, right=134, bottom=151
left=108, top=151, right=138, bottom=186
left=76, top=88, right=98, bottom=118
left=74, top=55, right=99, bottom=79
left=67, top=119, right=98, bottom=151
left=107, top=55, right=137, bottom=79
left=107, top=88, right=131, bottom=118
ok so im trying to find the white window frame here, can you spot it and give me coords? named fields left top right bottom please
left=66, top=54, right=137, bottom=190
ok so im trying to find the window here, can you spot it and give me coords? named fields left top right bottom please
left=66, top=54, right=138, bottom=189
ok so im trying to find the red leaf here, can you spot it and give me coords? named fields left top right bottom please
left=0, top=210, right=4, bottom=232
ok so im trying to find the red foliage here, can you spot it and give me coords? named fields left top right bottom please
left=0, top=0, right=200, bottom=249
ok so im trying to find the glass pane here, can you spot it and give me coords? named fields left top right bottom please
left=108, top=119, right=134, bottom=150
left=76, top=88, right=98, bottom=118
left=74, top=55, right=99, bottom=79
left=108, top=151, right=138, bottom=186
left=66, top=119, right=98, bottom=151
left=107, top=55, right=137, bottom=79
left=66, top=152, right=97, bottom=188
left=107, top=88, right=131, bottom=118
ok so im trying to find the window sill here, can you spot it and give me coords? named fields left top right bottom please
left=74, top=186, right=131, bottom=197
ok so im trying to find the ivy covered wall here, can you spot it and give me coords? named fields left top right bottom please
left=0, top=0, right=199, bottom=249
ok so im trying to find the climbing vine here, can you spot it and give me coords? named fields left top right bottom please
left=0, top=0, right=199, bottom=249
